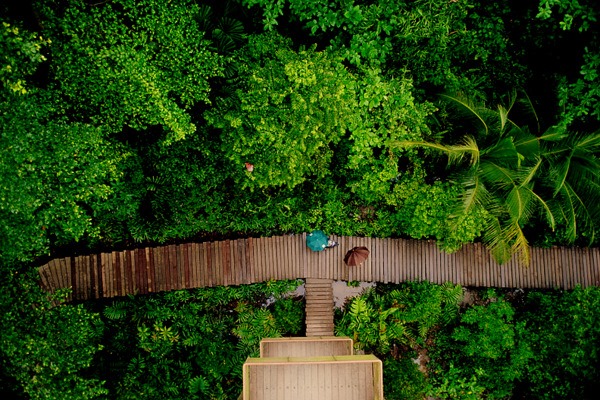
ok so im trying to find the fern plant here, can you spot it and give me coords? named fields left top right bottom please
left=336, top=281, right=463, bottom=354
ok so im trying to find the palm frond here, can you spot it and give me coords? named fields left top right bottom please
left=503, top=220, right=530, bottom=266
left=498, top=104, right=509, bottom=133
left=482, top=217, right=512, bottom=265
left=518, top=90, right=541, bottom=134
left=522, top=185, right=556, bottom=230
left=394, top=138, right=479, bottom=166
left=539, top=126, right=568, bottom=142
left=518, top=157, right=542, bottom=186
left=548, top=152, right=573, bottom=196
left=513, top=128, right=541, bottom=159
left=572, top=131, right=600, bottom=151
left=440, top=93, right=490, bottom=136
left=479, top=160, right=516, bottom=191
left=506, top=185, right=535, bottom=224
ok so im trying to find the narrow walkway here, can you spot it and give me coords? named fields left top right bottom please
left=304, top=278, right=334, bottom=336
left=38, top=234, right=600, bottom=304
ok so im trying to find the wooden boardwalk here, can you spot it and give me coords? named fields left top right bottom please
left=38, top=234, right=600, bottom=301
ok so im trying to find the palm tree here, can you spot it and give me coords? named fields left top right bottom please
left=397, top=92, right=600, bottom=264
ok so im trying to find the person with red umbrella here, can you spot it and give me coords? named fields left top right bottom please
left=344, top=246, right=370, bottom=266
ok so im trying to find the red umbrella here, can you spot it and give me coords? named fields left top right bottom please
left=344, top=247, right=370, bottom=266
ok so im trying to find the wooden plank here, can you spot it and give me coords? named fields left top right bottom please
left=554, top=246, right=563, bottom=290
left=556, top=246, right=565, bottom=290
left=99, top=253, right=107, bottom=298
left=112, top=252, right=121, bottom=297
left=246, top=237, right=254, bottom=284
left=218, top=240, right=226, bottom=286
left=195, top=243, right=203, bottom=288
left=77, top=256, right=88, bottom=300
left=275, top=236, right=283, bottom=280
left=289, top=235, right=297, bottom=281
left=529, top=247, right=538, bottom=288
left=190, top=243, right=198, bottom=288
left=173, top=245, right=181, bottom=290
left=39, top=264, right=51, bottom=293
left=592, top=248, right=600, bottom=286
left=578, top=248, right=587, bottom=288
left=425, top=240, right=432, bottom=284
left=76, top=257, right=84, bottom=300
left=202, top=243, right=212, bottom=287
left=47, top=259, right=59, bottom=294
left=117, top=251, right=124, bottom=296
left=164, top=245, right=172, bottom=290
left=199, top=242, right=206, bottom=288
left=132, top=249, right=140, bottom=295
left=280, top=236, right=288, bottom=280
left=71, top=257, right=81, bottom=300
left=207, top=241, right=215, bottom=287
left=154, top=246, right=164, bottom=292
left=552, top=246, right=564, bottom=289
left=211, top=241, right=220, bottom=286
left=154, top=247, right=162, bottom=293
left=137, top=248, right=145, bottom=295
left=88, top=255, right=96, bottom=299
left=584, top=247, right=594, bottom=288
left=82, top=255, right=89, bottom=299
left=104, top=253, right=111, bottom=298
left=221, top=240, right=230, bottom=286
left=268, top=237, right=276, bottom=280
left=400, top=239, right=408, bottom=283
left=255, top=238, right=263, bottom=282
left=143, top=248, right=151, bottom=293
left=90, top=254, right=100, bottom=299
left=472, top=245, right=480, bottom=287
left=229, top=239, right=238, bottom=285
left=182, top=243, right=190, bottom=289
left=122, top=250, right=130, bottom=295
left=176, top=244, right=184, bottom=289
left=238, top=239, right=248, bottom=284
left=430, top=241, right=438, bottom=285
left=574, top=247, right=583, bottom=288
left=101, top=252, right=113, bottom=298
left=482, top=244, right=491, bottom=288
left=528, top=247, right=536, bottom=288
left=564, top=247, right=572, bottom=289
left=74, top=257, right=82, bottom=300
left=540, top=247, right=548, bottom=288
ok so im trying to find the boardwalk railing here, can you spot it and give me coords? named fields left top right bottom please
left=38, top=234, right=600, bottom=301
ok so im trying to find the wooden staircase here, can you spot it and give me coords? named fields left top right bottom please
left=304, top=278, right=334, bottom=336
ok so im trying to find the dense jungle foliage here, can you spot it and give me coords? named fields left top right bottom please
left=1, top=0, right=600, bottom=398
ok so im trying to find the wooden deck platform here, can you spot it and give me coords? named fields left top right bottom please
left=38, top=234, right=600, bottom=302
left=242, top=354, right=384, bottom=400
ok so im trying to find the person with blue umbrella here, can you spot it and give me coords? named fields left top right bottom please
left=306, top=230, right=338, bottom=252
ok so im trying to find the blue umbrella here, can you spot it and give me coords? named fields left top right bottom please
left=306, top=230, right=329, bottom=252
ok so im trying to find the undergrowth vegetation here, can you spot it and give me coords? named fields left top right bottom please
left=337, top=282, right=600, bottom=399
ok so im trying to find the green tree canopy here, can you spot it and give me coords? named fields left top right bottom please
left=38, top=0, right=223, bottom=143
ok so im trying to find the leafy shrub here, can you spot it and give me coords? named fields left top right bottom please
left=383, top=357, right=428, bottom=400
left=97, top=280, right=302, bottom=399
left=431, top=290, right=532, bottom=399
left=518, top=286, right=600, bottom=399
